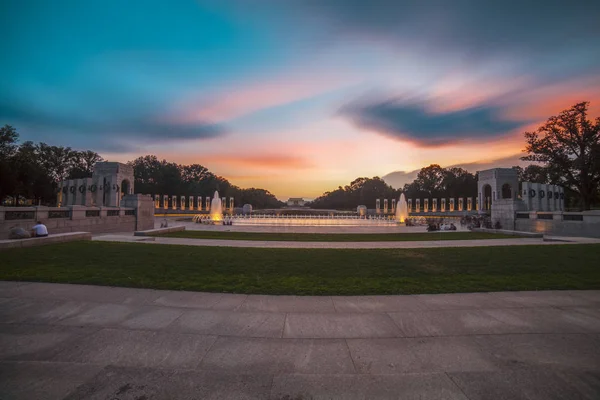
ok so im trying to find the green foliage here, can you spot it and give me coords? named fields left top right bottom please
left=0, top=125, right=104, bottom=205
left=309, top=177, right=398, bottom=209
left=522, top=101, right=600, bottom=209
left=309, top=166, right=478, bottom=209
left=129, top=155, right=284, bottom=209
left=1, top=242, right=599, bottom=295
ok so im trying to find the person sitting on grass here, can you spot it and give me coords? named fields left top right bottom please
left=31, top=221, right=48, bottom=237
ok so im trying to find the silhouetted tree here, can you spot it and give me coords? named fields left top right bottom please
left=522, top=101, right=600, bottom=209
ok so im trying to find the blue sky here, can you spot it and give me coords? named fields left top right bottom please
left=2, top=0, right=599, bottom=198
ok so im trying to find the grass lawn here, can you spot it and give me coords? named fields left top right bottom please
left=161, top=230, right=516, bottom=242
left=1, top=242, right=599, bottom=295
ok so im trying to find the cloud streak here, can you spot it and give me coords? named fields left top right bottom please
left=0, top=100, right=224, bottom=152
left=341, top=97, right=527, bottom=146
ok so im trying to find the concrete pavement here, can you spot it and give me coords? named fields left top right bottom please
left=1, top=281, right=599, bottom=399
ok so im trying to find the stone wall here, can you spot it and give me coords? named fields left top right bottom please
left=514, top=211, right=600, bottom=238
left=0, top=194, right=154, bottom=239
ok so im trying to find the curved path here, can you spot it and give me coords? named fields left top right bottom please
left=93, top=233, right=600, bottom=248
left=1, top=281, right=599, bottom=399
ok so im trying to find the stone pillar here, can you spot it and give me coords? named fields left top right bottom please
left=172, top=195, right=177, bottom=210
left=229, top=197, right=234, bottom=212
left=476, top=196, right=479, bottom=211
left=162, top=195, right=168, bottom=210
left=205, top=197, right=211, bottom=211
left=221, top=197, right=226, bottom=210
left=467, top=197, right=472, bottom=211
left=450, top=198, right=455, bottom=212
left=180, top=195, right=186, bottom=210
left=441, top=198, right=446, bottom=212
left=376, top=199, right=380, bottom=214
left=196, top=196, right=202, bottom=211
left=458, top=198, right=464, bottom=211
left=383, top=199, right=388, bottom=214
left=69, top=205, right=86, bottom=220
left=154, top=195, right=160, bottom=209
left=122, top=194, right=154, bottom=231
left=432, top=198, right=437, bottom=212
left=35, top=206, right=49, bottom=221
left=424, top=199, right=429, bottom=212
left=189, top=196, right=194, bottom=211
left=391, top=199, right=396, bottom=213
left=407, top=199, right=412, bottom=212
left=415, top=199, right=420, bottom=212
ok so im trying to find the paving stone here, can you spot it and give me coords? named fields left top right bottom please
left=52, top=328, right=217, bottom=368
left=0, top=298, right=76, bottom=324
left=0, top=361, right=103, bottom=400
left=474, top=333, right=600, bottom=370
left=170, top=309, right=285, bottom=337
left=63, top=365, right=272, bottom=400
left=389, top=309, right=518, bottom=337
left=563, top=307, right=600, bottom=319
left=284, top=312, right=401, bottom=338
left=152, top=291, right=225, bottom=308
left=332, top=295, right=429, bottom=313
left=449, top=368, right=600, bottom=400
left=238, top=295, right=335, bottom=313
left=119, top=306, right=184, bottom=330
left=271, top=373, right=469, bottom=400
left=485, top=307, right=600, bottom=333
left=347, top=336, right=498, bottom=374
left=414, top=292, right=513, bottom=310
left=3, top=282, right=134, bottom=303
left=58, top=303, right=136, bottom=326
left=199, top=337, right=356, bottom=374
left=210, top=293, right=248, bottom=310
left=490, top=290, right=597, bottom=308
left=0, top=324, right=99, bottom=361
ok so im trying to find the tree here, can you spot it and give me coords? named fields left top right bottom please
left=522, top=102, right=600, bottom=209
left=0, top=125, right=19, bottom=160
left=68, top=150, right=104, bottom=179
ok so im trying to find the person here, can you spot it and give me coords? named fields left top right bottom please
left=31, top=221, right=48, bottom=237
left=9, top=225, right=30, bottom=239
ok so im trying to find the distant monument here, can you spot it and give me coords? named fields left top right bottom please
left=58, top=162, right=134, bottom=207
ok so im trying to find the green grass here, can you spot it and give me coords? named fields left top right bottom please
left=161, top=231, right=515, bottom=242
left=1, top=242, right=599, bottom=295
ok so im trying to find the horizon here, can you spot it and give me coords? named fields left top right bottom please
left=2, top=1, right=599, bottom=200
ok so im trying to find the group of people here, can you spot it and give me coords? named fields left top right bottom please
left=426, top=222, right=457, bottom=232
left=8, top=221, right=49, bottom=240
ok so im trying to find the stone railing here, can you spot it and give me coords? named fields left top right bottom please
left=0, top=196, right=153, bottom=239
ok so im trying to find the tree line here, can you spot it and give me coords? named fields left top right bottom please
left=129, top=155, right=284, bottom=209
left=309, top=102, right=600, bottom=210
left=0, top=125, right=104, bottom=205
left=0, top=126, right=283, bottom=209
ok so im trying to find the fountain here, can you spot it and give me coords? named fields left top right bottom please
left=209, top=190, right=223, bottom=224
left=395, top=193, right=409, bottom=224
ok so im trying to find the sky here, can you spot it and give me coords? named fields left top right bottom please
left=2, top=0, right=599, bottom=200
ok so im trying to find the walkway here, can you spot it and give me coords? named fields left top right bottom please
left=1, top=281, right=599, bottom=399
left=92, top=233, right=600, bottom=248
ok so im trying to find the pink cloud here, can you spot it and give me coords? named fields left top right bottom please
left=173, top=73, right=354, bottom=124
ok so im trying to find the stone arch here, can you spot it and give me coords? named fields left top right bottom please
left=483, top=184, right=492, bottom=211
left=121, top=179, right=131, bottom=201
left=501, top=183, right=513, bottom=199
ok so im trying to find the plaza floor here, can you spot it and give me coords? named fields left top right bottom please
left=1, top=281, right=599, bottom=399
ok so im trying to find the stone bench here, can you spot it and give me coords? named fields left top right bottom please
left=134, top=225, right=186, bottom=236
left=0, top=232, right=93, bottom=250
